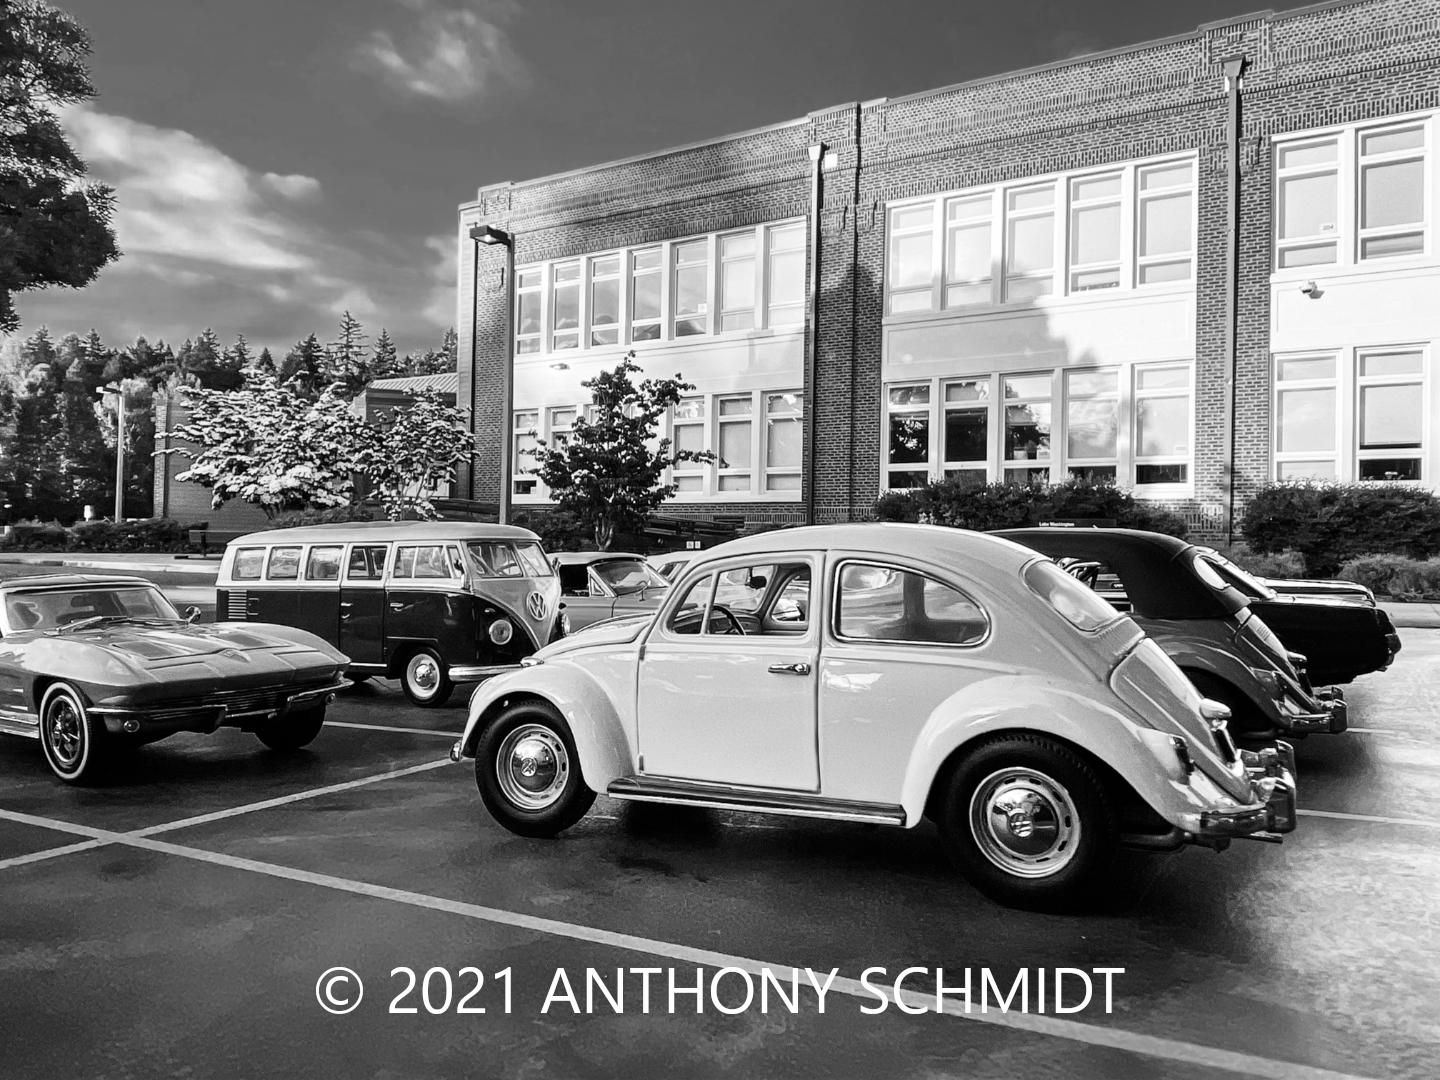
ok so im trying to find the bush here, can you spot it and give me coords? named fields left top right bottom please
left=1336, top=553, right=1440, bottom=600
left=1242, top=482, right=1440, bottom=577
left=510, top=509, right=589, bottom=552
left=0, top=518, right=197, bottom=553
left=873, top=477, right=1189, bottom=538
left=1206, top=545, right=1306, bottom=579
left=269, top=505, right=377, bottom=529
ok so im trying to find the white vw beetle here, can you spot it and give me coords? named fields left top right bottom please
left=452, top=524, right=1296, bottom=909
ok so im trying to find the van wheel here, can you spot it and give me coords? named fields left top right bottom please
left=936, top=734, right=1116, bottom=912
left=39, top=682, right=109, bottom=784
left=475, top=701, right=594, bottom=837
left=255, top=706, right=326, bottom=750
left=401, top=647, right=454, bottom=707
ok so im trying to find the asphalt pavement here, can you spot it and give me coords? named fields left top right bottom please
left=0, top=620, right=1437, bottom=1077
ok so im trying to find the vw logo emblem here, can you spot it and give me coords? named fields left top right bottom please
left=526, top=592, right=547, bottom=620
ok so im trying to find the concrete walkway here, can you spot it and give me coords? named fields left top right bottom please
left=1380, top=600, right=1440, bottom=628
left=0, top=551, right=219, bottom=576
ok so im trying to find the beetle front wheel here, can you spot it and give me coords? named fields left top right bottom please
left=39, top=682, right=109, bottom=785
left=475, top=701, right=594, bottom=837
left=937, top=734, right=1117, bottom=911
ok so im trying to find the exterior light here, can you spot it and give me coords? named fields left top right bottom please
left=470, top=224, right=513, bottom=247
left=549, top=362, right=569, bottom=371
left=470, top=222, right=517, bottom=524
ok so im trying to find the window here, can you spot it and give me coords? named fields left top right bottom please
left=267, top=546, right=302, bottom=581
left=942, top=379, right=989, bottom=486
left=1274, top=354, right=1338, bottom=479
left=763, top=392, right=803, bottom=491
left=551, top=260, right=580, bottom=350
left=888, top=204, right=936, bottom=313
left=346, top=545, right=388, bottom=580
left=513, top=409, right=540, bottom=496
left=945, top=194, right=993, bottom=306
left=1065, top=368, right=1119, bottom=481
left=395, top=545, right=456, bottom=580
left=549, top=406, right=576, bottom=451
left=1357, top=348, right=1424, bottom=480
left=1359, top=125, right=1425, bottom=260
left=886, top=384, right=931, bottom=488
left=630, top=247, right=663, bottom=341
left=1133, top=363, right=1191, bottom=484
left=515, top=267, right=542, bottom=355
left=1276, top=138, right=1340, bottom=268
left=1004, top=185, right=1056, bottom=302
left=671, top=396, right=706, bottom=493
left=233, top=548, right=265, bottom=581
left=305, top=546, right=342, bottom=581
left=672, top=239, right=709, bottom=336
left=1068, top=174, right=1122, bottom=292
left=716, top=395, right=754, bottom=492
left=1003, top=373, right=1052, bottom=483
left=589, top=255, right=621, bottom=346
left=1136, top=162, right=1194, bottom=284
left=835, top=562, right=987, bottom=645
left=719, top=231, right=756, bottom=331
left=766, top=223, right=806, bottom=326
left=468, top=541, right=523, bottom=578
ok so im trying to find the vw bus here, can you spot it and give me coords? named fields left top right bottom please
left=216, top=522, right=562, bottom=707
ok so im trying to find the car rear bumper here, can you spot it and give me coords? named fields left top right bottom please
left=1278, top=692, right=1347, bottom=734
left=1197, top=741, right=1298, bottom=840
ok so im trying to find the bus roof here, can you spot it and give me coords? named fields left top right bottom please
left=227, top=521, right=541, bottom=546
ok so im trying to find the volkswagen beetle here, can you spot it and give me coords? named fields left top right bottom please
left=0, top=575, right=349, bottom=783
left=452, top=525, right=1295, bottom=911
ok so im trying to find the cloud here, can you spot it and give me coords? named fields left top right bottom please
left=262, top=172, right=322, bottom=200
left=356, top=0, right=527, bottom=103
left=421, top=233, right=459, bottom=328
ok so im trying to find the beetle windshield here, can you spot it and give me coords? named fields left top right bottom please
left=467, top=541, right=554, bottom=578
left=1023, top=559, right=1122, bottom=632
left=6, top=586, right=180, bottom=631
left=1195, top=550, right=1276, bottom=601
left=592, top=558, right=669, bottom=596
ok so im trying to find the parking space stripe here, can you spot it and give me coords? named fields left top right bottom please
left=0, top=805, right=1379, bottom=1080
left=1297, top=808, right=1440, bottom=830
left=0, top=838, right=107, bottom=872
left=325, top=722, right=462, bottom=739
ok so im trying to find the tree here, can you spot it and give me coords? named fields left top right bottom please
left=278, top=332, right=328, bottom=397
left=226, top=332, right=252, bottom=371
left=531, top=352, right=713, bottom=549
left=370, top=328, right=399, bottom=380
left=0, top=0, right=120, bottom=334
left=359, top=388, right=476, bottom=520
left=251, top=346, right=276, bottom=375
left=328, top=309, right=368, bottom=395
left=162, top=371, right=369, bottom=517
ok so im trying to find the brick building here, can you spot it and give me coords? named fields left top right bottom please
left=457, top=0, right=1440, bottom=542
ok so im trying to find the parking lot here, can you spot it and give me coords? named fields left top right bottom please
left=1, top=624, right=1437, bottom=1079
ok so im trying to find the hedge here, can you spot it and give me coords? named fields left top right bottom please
left=1335, top=553, right=1440, bottom=600
left=874, top=477, right=1189, bottom=538
left=1241, top=482, right=1440, bottom=577
left=269, top=505, right=378, bottom=529
left=0, top=518, right=197, bottom=553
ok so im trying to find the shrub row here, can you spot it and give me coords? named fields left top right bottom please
left=268, top=505, right=378, bottom=529
left=1335, top=553, right=1440, bottom=601
left=0, top=518, right=197, bottom=553
left=1242, top=482, right=1440, bottom=577
left=874, top=478, right=1190, bottom=538
left=1205, top=545, right=1306, bottom=579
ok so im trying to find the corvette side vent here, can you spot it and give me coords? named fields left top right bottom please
left=227, top=591, right=248, bottom=620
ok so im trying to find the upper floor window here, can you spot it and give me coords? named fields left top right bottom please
left=630, top=247, right=663, bottom=341
left=886, top=156, right=1196, bottom=315
left=589, top=255, right=621, bottom=346
left=1274, top=117, right=1430, bottom=270
left=767, top=223, right=806, bottom=326
left=672, top=239, right=710, bottom=337
left=551, top=260, right=580, bottom=351
left=515, top=268, right=543, bottom=355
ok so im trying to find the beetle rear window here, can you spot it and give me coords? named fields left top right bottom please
left=1024, top=559, right=1121, bottom=632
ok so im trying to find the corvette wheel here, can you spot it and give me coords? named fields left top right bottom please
left=401, top=647, right=454, bottom=708
left=475, top=701, right=594, bottom=838
left=39, top=683, right=108, bottom=785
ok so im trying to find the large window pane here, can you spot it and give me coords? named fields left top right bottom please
left=1007, top=214, right=1054, bottom=274
left=1136, top=398, right=1189, bottom=457
left=1140, top=193, right=1192, bottom=256
left=1279, top=173, right=1338, bottom=239
left=1067, top=400, right=1118, bottom=458
left=1277, top=388, right=1336, bottom=452
left=890, top=232, right=933, bottom=289
left=719, top=422, right=752, bottom=467
left=1362, top=159, right=1424, bottom=229
left=944, top=410, right=987, bottom=461
left=1004, top=404, right=1051, bottom=461
left=947, top=223, right=991, bottom=282
left=889, top=415, right=929, bottom=465
left=1071, top=203, right=1120, bottom=266
left=1360, top=384, right=1422, bottom=448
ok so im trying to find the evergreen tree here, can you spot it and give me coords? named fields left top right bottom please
left=328, top=309, right=368, bottom=394
left=278, top=333, right=329, bottom=397
left=370, top=328, right=399, bottom=380
left=252, top=346, right=276, bottom=375
left=226, top=332, right=252, bottom=371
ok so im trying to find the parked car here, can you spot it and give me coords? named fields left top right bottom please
left=648, top=550, right=700, bottom=581
left=995, top=528, right=1347, bottom=739
left=552, top=552, right=670, bottom=633
left=452, top=524, right=1296, bottom=911
left=216, top=522, right=561, bottom=707
left=0, top=575, right=349, bottom=783
left=1264, top=576, right=1377, bottom=604
left=1193, top=548, right=1400, bottom=685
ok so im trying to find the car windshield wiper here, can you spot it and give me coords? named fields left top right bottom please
left=52, top=615, right=125, bottom=634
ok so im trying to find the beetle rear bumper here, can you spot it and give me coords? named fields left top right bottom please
left=1198, top=741, right=1297, bottom=839
left=1278, top=693, right=1347, bottom=735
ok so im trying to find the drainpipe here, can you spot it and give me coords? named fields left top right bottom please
left=805, top=142, right=825, bottom=527
left=1220, top=54, right=1246, bottom=544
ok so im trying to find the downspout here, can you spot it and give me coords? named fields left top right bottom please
left=805, top=142, right=825, bottom=526
left=496, top=238, right=516, bottom=526
left=460, top=234, right=479, bottom=501
left=1220, top=54, right=1247, bottom=544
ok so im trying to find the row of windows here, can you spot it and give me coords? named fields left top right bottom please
left=885, top=362, right=1193, bottom=491
left=232, top=541, right=553, bottom=582
left=886, top=158, right=1196, bottom=315
left=513, top=388, right=805, bottom=500
left=1274, top=116, right=1431, bottom=270
left=1273, top=346, right=1428, bottom=482
left=514, top=222, right=806, bottom=356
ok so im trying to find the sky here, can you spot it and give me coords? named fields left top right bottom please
left=12, top=0, right=1316, bottom=360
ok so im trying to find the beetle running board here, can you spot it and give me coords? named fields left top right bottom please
left=607, top=776, right=906, bottom=826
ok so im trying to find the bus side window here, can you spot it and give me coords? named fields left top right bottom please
left=347, top=545, right=387, bottom=580
left=306, top=546, right=342, bottom=581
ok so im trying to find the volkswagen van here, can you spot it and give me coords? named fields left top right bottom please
left=216, top=522, right=562, bottom=707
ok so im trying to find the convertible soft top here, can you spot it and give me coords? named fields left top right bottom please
left=993, top=528, right=1250, bottom=620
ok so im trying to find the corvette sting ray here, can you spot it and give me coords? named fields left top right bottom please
left=451, top=525, right=1296, bottom=911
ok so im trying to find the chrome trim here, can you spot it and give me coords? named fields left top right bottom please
left=449, top=663, right=522, bottom=681
left=0, top=714, right=39, bottom=738
left=607, top=775, right=906, bottom=826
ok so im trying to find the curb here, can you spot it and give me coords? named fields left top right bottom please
left=0, top=555, right=219, bottom=576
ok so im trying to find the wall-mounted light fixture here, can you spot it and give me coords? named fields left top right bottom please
left=1300, top=280, right=1320, bottom=297
left=549, top=361, right=570, bottom=371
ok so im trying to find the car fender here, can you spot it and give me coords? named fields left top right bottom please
left=458, top=663, right=633, bottom=793
left=897, top=675, right=1193, bottom=827
left=11, top=638, right=144, bottom=704
left=1144, top=630, right=1279, bottom=720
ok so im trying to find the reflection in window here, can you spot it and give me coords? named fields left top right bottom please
left=887, top=384, right=931, bottom=489
left=719, top=232, right=756, bottom=331
left=1136, top=162, right=1194, bottom=284
left=717, top=395, right=753, bottom=492
left=1003, top=373, right=1051, bottom=483
left=233, top=548, right=265, bottom=580
left=515, top=267, right=542, bottom=355
left=267, top=546, right=301, bottom=580
left=1134, top=363, right=1191, bottom=484
left=347, top=545, right=388, bottom=580
left=1004, top=185, right=1055, bottom=302
left=1068, top=173, right=1121, bottom=292
left=672, top=239, right=710, bottom=337
left=1357, top=349, right=1424, bottom=480
left=945, top=194, right=992, bottom=306
left=630, top=247, right=662, bottom=341
left=888, top=204, right=935, bottom=313
left=835, top=562, right=986, bottom=645
left=672, top=396, right=706, bottom=493
left=1274, top=354, right=1338, bottom=480
left=942, top=379, right=988, bottom=486
left=551, top=260, right=580, bottom=351
left=764, top=393, right=803, bottom=492
left=767, top=223, right=806, bottom=327
left=1065, top=368, right=1118, bottom=481
left=589, top=255, right=620, bottom=345
left=305, top=546, right=342, bottom=581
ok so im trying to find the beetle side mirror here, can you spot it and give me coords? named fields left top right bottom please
left=183, top=605, right=202, bottom=624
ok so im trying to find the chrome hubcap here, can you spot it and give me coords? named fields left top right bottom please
left=46, top=696, right=84, bottom=768
left=407, top=655, right=440, bottom=697
left=969, top=767, right=1079, bottom=879
left=496, top=724, right=568, bottom=810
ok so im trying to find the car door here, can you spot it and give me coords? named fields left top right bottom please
left=339, top=543, right=388, bottom=666
left=293, top=544, right=343, bottom=641
left=636, top=556, right=819, bottom=791
left=556, top=563, right=614, bottom=631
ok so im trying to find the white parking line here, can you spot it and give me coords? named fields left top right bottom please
left=325, top=722, right=462, bottom=739
left=1344, top=727, right=1402, bottom=735
left=0, top=805, right=1381, bottom=1080
left=0, top=838, right=107, bottom=872
left=1297, top=808, right=1440, bottom=831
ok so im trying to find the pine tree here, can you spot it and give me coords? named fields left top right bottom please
left=329, top=310, right=369, bottom=395
left=371, top=328, right=399, bottom=380
left=278, top=333, right=329, bottom=398
left=253, top=346, right=277, bottom=375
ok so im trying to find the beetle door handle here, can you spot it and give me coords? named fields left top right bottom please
left=767, top=662, right=811, bottom=676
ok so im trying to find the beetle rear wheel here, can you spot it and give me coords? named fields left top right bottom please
left=937, top=734, right=1116, bottom=911
left=38, top=682, right=109, bottom=785
left=475, top=701, right=594, bottom=837
left=401, top=647, right=454, bottom=708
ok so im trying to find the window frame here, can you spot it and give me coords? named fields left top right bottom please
left=830, top=559, right=991, bottom=649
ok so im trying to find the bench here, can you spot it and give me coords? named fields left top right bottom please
left=186, top=526, right=251, bottom=557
